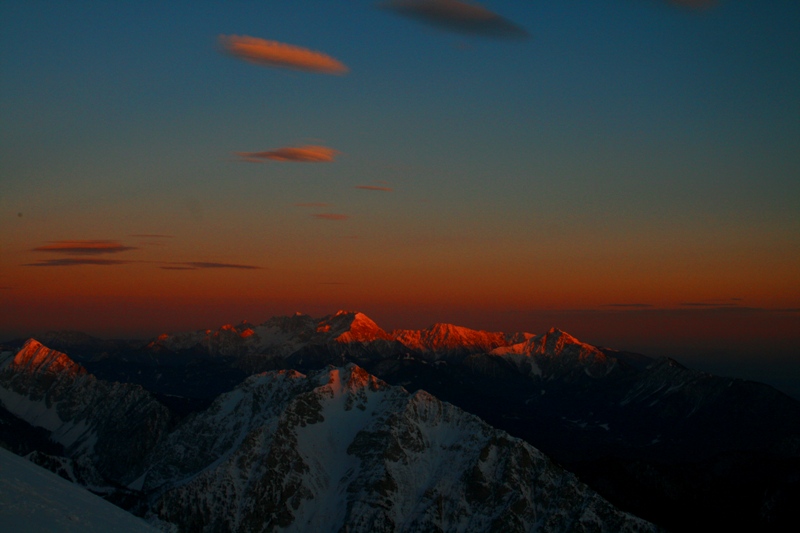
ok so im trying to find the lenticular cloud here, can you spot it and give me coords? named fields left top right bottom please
left=32, top=240, right=137, bottom=255
left=219, top=35, right=349, bottom=75
left=382, top=0, right=529, bottom=39
left=236, top=145, right=339, bottom=163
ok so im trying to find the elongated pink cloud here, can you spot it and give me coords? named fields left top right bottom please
left=236, top=145, right=339, bottom=163
left=129, top=234, right=173, bottom=239
left=219, top=35, right=349, bottom=74
left=294, top=202, right=330, bottom=207
left=356, top=185, right=393, bottom=192
left=314, top=213, right=350, bottom=221
left=32, top=240, right=137, bottom=255
left=382, top=0, right=528, bottom=39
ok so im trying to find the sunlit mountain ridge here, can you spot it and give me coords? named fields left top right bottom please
left=2, top=311, right=799, bottom=531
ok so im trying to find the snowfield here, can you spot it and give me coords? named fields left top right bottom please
left=0, top=447, right=157, bottom=532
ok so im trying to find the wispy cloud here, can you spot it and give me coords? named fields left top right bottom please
left=129, top=234, right=173, bottom=239
left=219, top=35, right=349, bottom=74
left=294, top=202, right=330, bottom=207
left=680, top=302, right=740, bottom=308
left=314, top=213, right=350, bottom=221
left=381, top=0, right=529, bottom=39
left=602, top=303, right=654, bottom=309
left=356, top=185, right=393, bottom=192
left=33, top=240, right=137, bottom=255
left=25, top=258, right=131, bottom=267
left=164, top=262, right=262, bottom=270
left=235, top=145, right=339, bottom=163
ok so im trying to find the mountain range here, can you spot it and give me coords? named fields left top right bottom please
left=2, top=310, right=798, bottom=531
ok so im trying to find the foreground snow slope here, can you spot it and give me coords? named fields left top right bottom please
left=0, top=447, right=157, bottom=532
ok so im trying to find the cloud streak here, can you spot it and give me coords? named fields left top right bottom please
left=294, top=202, right=330, bottom=207
left=162, top=262, right=261, bottom=270
left=184, top=262, right=260, bottom=270
left=25, top=258, right=131, bottom=267
left=314, top=213, right=350, bottom=221
left=219, top=35, right=349, bottom=74
left=159, top=261, right=261, bottom=270
left=236, top=145, right=339, bottom=163
left=33, top=240, right=137, bottom=255
left=680, top=302, right=740, bottom=308
left=356, top=185, right=393, bottom=192
left=381, top=0, right=529, bottom=39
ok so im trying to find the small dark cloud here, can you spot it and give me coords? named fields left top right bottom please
left=294, top=202, right=330, bottom=207
left=130, top=234, right=174, bottom=239
left=314, top=213, right=350, bottom=221
left=680, top=302, right=740, bottom=308
left=602, top=303, right=654, bottom=309
left=356, top=185, right=393, bottom=192
left=235, top=145, right=339, bottom=163
left=25, top=258, right=131, bottom=267
left=180, top=262, right=260, bottom=270
left=33, top=240, right=137, bottom=255
left=0, top=286, right=13, bottom=290
left=381, top=0, right=529, bottom=39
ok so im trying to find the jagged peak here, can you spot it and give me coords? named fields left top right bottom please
left=539, top=327, right=583, bottom=346
left=19, top=338, right=43, bottom=352
left=393, top=322, right=505, bottom=347
left=494, top=327, right=600, bottom=358
left=320, top=363, right=388, bottom=394
left=316, top=311, right=390, bottom=343
left=9, top=339, right=86, bottom=377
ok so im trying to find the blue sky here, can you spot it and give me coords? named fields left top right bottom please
left=1, top=1, right=799, bottom=394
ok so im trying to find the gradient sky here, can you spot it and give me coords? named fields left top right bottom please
left=1, top=1, right=799, bottom=394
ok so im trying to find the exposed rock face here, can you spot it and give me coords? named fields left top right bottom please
left=143, top=365, right=657, bottom=532
left=0, top=340, right=173, bottom=485
left=6, top=312, right=798, bottom=532
left=149, top=311, right=392, bottom=359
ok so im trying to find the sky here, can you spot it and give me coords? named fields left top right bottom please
left=1, top=1, right=799, bottom=395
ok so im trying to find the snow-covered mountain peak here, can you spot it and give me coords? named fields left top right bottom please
left=143, top=364, right=657, bottom=532
left=490, top=328, right=614, bottom=378
left=5, top=339, right=85, bottom=377
left=391, top=322, right=513, bottom=357
left=316, top=311, right=391, bottom=343
left=538, top=327, right=585, bottom=350
left=319, top=364, right=389, bottom=396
